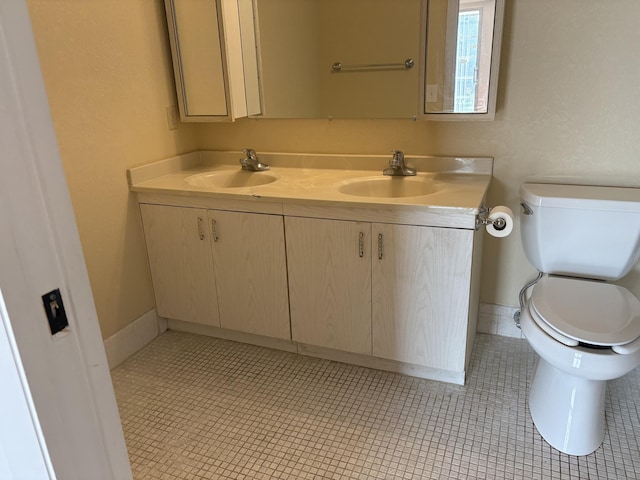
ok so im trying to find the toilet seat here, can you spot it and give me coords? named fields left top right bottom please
left=529, top=276, right=640, bottom=348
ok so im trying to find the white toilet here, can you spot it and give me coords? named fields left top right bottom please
left=519, top=182, right=640, bottom=456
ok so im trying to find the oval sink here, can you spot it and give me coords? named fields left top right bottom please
left=339, top=176, right=438, bottom=198
left=185, top=171, right=278, bottom=188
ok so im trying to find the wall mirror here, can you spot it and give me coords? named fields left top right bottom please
left=165, top=0, right=504, bottom=121
left=422, top=0, right=503, bottom=119
left=252, top=0, right=422, bottom=119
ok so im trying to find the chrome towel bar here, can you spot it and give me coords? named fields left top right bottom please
left=331, top=58, right=414, bottom=72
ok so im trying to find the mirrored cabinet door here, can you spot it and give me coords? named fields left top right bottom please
left=164, top=0, right=260, bottom=122
left=421, top=0, right=504, bottom=120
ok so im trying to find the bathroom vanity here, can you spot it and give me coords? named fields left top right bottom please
left=128, top=151, right=492, bottom=384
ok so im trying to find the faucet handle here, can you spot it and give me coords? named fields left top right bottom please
left=240, top=148, right=269, bottom=171
left=242, top=148, right=257, bottom=160
left=391, top=149, right=404, bottom=165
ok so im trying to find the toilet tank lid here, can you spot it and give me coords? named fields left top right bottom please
left=521, top=183, right=640, bottom=212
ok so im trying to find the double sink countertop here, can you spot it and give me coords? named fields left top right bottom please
left=128, top=151, right=493, bottom=229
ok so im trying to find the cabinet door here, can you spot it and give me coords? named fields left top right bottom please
left=164, top=0, right=260, bottom=121
left=285, top=217, right=372, bottom=354
left=372, top=224, right=473, bottom=371
left=140, top=204, right=220, bottom=326
left=209, top=210, right=290, bottom=339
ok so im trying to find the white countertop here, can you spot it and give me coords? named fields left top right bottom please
left=128, top=151, right=493, bottom=229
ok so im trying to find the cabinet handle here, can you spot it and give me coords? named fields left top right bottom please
left=359, top=231, right=364, bottom=258
left=211, top=219, right=219, bottom=242
left=378, top=233, right=383, bottom=259
left=197, top=217, right=205, bottom=240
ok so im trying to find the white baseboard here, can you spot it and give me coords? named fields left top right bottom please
left=103, top=304, right=521, bottom=371
left=158, top=315, right=168, bottom=334
left=298, top=343, right=465, bottom=385
left=167, top=319, right=464, bottom=385
left=104, top=309, right=160, bottom=369
left=477, top=303, right=523, bottom=339
left=167, top=319, right=298, bottom=353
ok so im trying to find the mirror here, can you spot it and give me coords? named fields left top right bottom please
left=167, top=0, right=229, bottom=117
left=165, top=0, right=261, bottom=121
left=165, top=0, right=504, bottom=121
left=253, top=0, right=422, bottom=119
left=423, top=0, right=502, bottom=118
left=251, top=0, right=503, bottom=119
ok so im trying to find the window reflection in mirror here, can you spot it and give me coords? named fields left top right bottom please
left=424, top=0, right=501, bottom=117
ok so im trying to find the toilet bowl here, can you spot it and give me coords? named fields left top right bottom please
left=520, top=277, right=640, bottom=455
left=519, top=183, right=640, bottom=455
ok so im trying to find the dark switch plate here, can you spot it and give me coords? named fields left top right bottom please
left=42, top=288, right=69, bottom=335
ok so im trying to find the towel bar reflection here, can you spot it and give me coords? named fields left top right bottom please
left=331, top=58, right=414, bottom=72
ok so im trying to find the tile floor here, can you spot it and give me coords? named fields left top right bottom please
left=111, top=331, right=640, bottom=479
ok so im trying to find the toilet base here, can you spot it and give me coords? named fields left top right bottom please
left=529, top=357, right=606, bottom=456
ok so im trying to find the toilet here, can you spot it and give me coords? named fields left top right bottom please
left=519, top=182, right=640, bottom=456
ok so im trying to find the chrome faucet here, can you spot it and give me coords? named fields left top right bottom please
left=239, top=148, right=270, bottom=171
left=383, top=150, right=416, bottom=176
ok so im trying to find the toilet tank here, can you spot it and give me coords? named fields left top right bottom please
left=520, top=183, right=640, bottom=280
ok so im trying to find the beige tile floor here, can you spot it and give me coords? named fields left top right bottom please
left=111, top=331, right=640, bottom=479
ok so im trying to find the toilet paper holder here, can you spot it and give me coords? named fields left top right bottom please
left=475, top=206, right=507, bottom=231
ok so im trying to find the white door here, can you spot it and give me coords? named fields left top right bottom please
left=0, top=290, right=54, bottom=479
left=0, top=1, right=131, bottom=479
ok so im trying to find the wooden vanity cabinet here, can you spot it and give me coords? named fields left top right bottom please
left=285, top=216, right=476, bottom=374
left=140, top=204, right=290, bottom=339
left=285, top=217, right=372, bottom=355
left=140, top=200, right=480, bottom=383
left=140, top=204, right=220, bottom=326
left=371, top=223, right=474, bottom=373
left=208, top=209, right=290, bottom=340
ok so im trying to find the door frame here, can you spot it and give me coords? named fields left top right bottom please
left=0, top=1, right=131, bottom=478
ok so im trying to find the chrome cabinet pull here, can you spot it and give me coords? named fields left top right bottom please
left=377, top=233, right=383, bottom=260
left=211, top=219, right=219, bottom=242
left=197, top=217, right=205, bottom=240
left=359, top=231, right=364, bottom=257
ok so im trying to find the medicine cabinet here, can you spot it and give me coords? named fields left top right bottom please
left=164, top=0, right=504, bottom=121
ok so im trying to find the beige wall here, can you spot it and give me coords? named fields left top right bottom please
left=27, top=0, right=197, bottom=339
left=27, top=0, right=640, bottom=339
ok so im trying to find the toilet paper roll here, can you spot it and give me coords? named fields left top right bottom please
left=486, top=206, right=514, bottom=238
